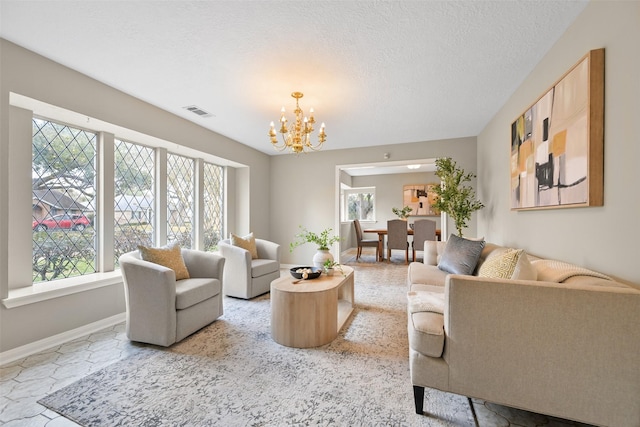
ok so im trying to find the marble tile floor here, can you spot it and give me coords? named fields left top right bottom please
left=0, top=323, right=143, bottom=426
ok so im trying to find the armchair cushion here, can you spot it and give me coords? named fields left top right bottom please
left=175, top=278, right=221, bottom=310
left=230, top=232, right=258, bottom=259
left=137, top=243, right=190, bottom=280
left=252, top=259, right=280, bottom=278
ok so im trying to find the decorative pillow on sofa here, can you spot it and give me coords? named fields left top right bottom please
left=478, top=248, right=537, bottom=280
left=230, top=232, right=258, bottom=259
left=137, top=243, right=190, bottom=280
left=437, top=234, right=486, bottom=275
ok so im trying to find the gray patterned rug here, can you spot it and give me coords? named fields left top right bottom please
left=38, top=260, right=581, bottom=426
left=39, top=262, right=476, bottom=426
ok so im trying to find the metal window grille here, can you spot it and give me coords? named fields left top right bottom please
left=114, top=140, right=155, bottom=266
left=203, top=162, right=224, bottom=251
left=167, top=153, right=194, bottom=248
left=32, top=118, right=97, bottom=282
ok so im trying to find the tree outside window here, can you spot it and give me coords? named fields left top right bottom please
left=343, top=187, right=375, bottom=222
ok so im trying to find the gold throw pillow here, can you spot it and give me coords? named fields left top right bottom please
left=230, top=232, right=258, bottom=259
left=138, top=243, right=190, bottom=280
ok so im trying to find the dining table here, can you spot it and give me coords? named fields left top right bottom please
left=363, top=227, right=441, bottom=262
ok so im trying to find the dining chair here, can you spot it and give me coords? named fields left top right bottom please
left=411, top=219, right=437, bottom=262
left=353, top=219, right=379, bottom=261
left=387, top=219, right=409, bottom=264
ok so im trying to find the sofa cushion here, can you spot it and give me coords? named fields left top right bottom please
left=408, top=262, right=448, bottom=288
left=175, top=278, right=221, bottom=310
left=230, top=232, right=258, bottom=259
left=437, top=234, right=485, bottom=275
left=409, top=311, right=445, bottom=358
left=407, top=291, right=446, bottom=358
left=478, top=248, right=537, bottom=280
left=137, top=243, right=190, bottom=280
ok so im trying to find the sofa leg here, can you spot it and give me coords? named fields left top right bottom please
left=468, top=397, right=479, bottom=427
left=413, top=385, right=424, bottom=414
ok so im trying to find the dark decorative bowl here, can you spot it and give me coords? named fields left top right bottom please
left=290, top=266, right=323, bottom=280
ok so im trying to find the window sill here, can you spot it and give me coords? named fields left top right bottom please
left=2, top=271, right=123, bottom=309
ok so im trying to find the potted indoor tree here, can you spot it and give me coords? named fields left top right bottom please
left=290, top=226, right=341, bottom=268
left=431, top=157, right=484, bottom=237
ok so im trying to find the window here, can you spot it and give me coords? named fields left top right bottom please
left=114, top=139, right=155, bottom=266
left=32, top=118, right=97, bottom=282
left=343, top=187, right=375, bottom=222
left=203, top=162, right=224, bottom=251
left=167, top=153, right=194, bottom=248
left=28, top=113, right=226, bottom=286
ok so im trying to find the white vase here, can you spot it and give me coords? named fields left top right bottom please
left=313, top=249, right=333, bottom=269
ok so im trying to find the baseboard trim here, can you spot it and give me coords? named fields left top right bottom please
left=0, top=312, right=126, bottom=366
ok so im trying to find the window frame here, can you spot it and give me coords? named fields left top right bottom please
left=342, top=186, right=376, bottom=223
left=24, top=116, right=226, bottom=289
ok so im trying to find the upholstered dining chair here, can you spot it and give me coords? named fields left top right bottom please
left=387, top=219, right=409, bottom=264
left=218, top=235, right=281, bottom=299
left=353, top=219, right=379, bottom=261
left=411, top=219, right=437, bottom=262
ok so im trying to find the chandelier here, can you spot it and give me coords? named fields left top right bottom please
left=269, top=92, right=326, bottom=154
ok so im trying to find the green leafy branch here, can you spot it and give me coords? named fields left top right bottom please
left=431, top=157, right=484, bottom=237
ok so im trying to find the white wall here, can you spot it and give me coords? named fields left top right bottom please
left=477, top=1, right=640, bottom=284
left=0, top=40, right=272, bottom=353
left=271, top=137, right=477, bottom=265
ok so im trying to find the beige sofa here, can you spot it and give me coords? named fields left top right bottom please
left=407, top=241, right=640, bottom=427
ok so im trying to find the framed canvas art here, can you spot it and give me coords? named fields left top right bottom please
left=510, top=48, right=604, bottom=210
left=402, top=184, right=440, bottom=216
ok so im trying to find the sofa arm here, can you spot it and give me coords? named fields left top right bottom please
left=255, top=239, right=281, bottom=262
left=443, top=274, right=640, bottom=425
left=182, top=249, right=225, bottom=280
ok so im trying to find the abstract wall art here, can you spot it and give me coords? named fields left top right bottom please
left=403, top=184, right=440, bottom=216
left=510, top=48, right=604, bottom=210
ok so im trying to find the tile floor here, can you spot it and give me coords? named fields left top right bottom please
left=0, top=323, right=144, bottom=426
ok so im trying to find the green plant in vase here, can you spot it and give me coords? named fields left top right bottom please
left=290, top=226, right=341, bottom=269
left=392, top=205, right=412, bottom=219
left=289, top=226, right=341, bottom=251
left=323, top=259, right=343, bottom=276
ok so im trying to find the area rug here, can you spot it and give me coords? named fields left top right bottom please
left=39, top=263, right=475, bottom=426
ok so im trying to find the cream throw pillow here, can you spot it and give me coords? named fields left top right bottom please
left=478, top=248, right=537, bottom=280
left=230, top=232, right=258, bottom=259
left=137, top=243, right=190, bottom=280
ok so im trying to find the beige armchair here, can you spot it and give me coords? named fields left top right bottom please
left=218, top=238, right=281, bottom=299
left=119, top=249, right=225, bottom=347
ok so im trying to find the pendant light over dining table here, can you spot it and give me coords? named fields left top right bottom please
left=269, top=92, right=326, bottom=154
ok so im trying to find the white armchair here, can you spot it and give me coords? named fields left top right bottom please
left=218, top=238, right=281, bottom=299
left=119, top=249, right=225, bottom=347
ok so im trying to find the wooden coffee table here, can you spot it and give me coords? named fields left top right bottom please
left=270, top=266, right=354, bottom=348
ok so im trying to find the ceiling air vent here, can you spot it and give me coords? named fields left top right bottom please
left=183, top=105, right=214, bottom=118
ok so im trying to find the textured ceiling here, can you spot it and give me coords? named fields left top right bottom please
left=0, top=0, right=588, bottom=155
